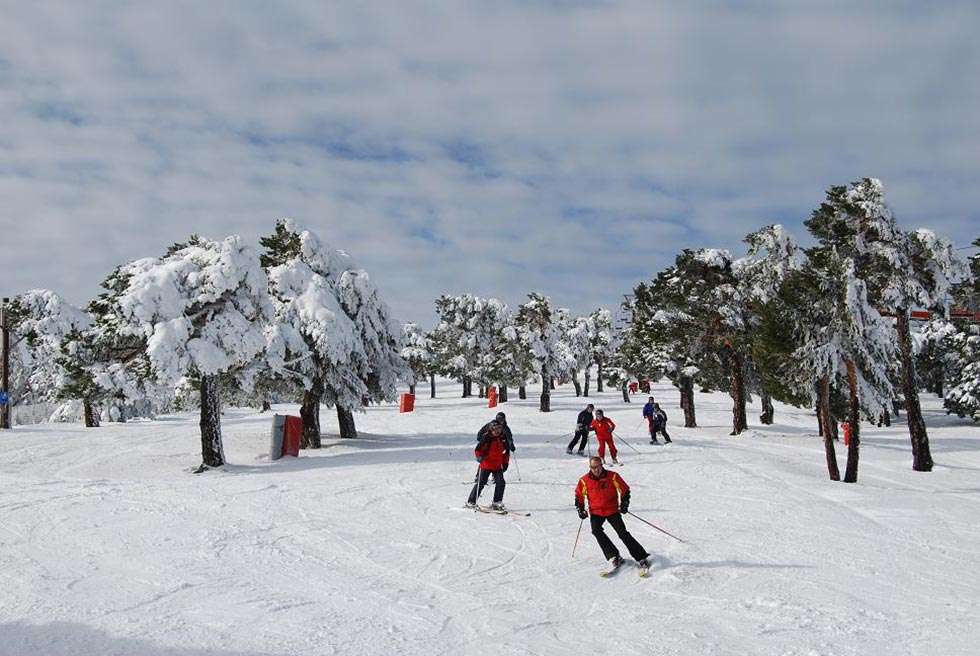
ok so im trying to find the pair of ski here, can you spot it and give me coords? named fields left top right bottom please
left=601, top=559, right=650, bottom=578
left=470, top=504, right=531, bottom=517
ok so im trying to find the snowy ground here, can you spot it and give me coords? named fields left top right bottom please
left=1, top=381, right=979, bottom=656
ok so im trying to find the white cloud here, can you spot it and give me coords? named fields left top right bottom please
left=1, top=1, right=978, bottom=324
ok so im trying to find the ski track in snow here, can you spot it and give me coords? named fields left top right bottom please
left=2, top=381, right=979, bottom=655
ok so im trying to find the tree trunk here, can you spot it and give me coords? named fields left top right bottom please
left=337, top=405, right=357, bottom=439
left=572, top=369, right=582, bottom=397
left=261, top=399, right=271, bottom=412
left=430, top=375, right=436, bottom=399
left=818, top=375, right=840, bottom=480
left=680, top=375, right=697, bottom=427
left=199, top=375, right=224, bottom=467
left=897, top=311, right=933, bottom=472
left=409, top=383, right=416, bottom=396
left=519, top=385, right=527, bottom=400
left=621, top=381, right=630, bottom=403
left=83, top=398, right=100, bottom=428
left=584, top=369, right=591, bottom=397
left=462, top=376, right=472, bottom=398
left=843, top=360, right=861, bottom=483
left=729, top=350, right=747, bottom=435
left=499, top=384, right=508, bottom=403
left=551, top=378, right=557, bottom=390
left=759, top=390, right=774, bottom=425
left=478, top=385, right=485, bottom=399
left=300, top=378, right=323, bottom=449
left=597, top=362, right=604, bottom=392
left=539, top=372, right=551, bottom=412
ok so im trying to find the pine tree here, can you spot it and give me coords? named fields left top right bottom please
left=94, top=235, right=273, bottom=468
left=805, top=180, right=903, bottom=482
left=401, top=322, right=433, bottom=396
left=515, top=293, right=567, bottom=412
left=262, top=220, right=361, bottom=447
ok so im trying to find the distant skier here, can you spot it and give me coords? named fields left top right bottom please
left=566, top=403, right=595, bottom=455
left=591, top=409, right=619, bottom=465
left=575, top=456, right=650, bottom=574
left=478, top=411, right=516, bottom=452
left=642, top=396, right=656, bottom=439
left=650, top=403, right=672, bottom=444
left=467, top=421, right=511, bottom=511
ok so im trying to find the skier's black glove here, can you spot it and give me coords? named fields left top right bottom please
left=502, top=463, right=509, bottom=472
left=577, top=507, right=588, bottom=519
left=619, top=503, right=629, bottom=514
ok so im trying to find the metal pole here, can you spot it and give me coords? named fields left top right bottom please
left=1, top=297, right=10, bottom=429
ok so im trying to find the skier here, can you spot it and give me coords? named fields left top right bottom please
left=650, top=403, right=672, bottom=444
left=642, top=396, right=657, bottom=440
left=591, top=409, right=619, bottom=465
left=478, top=411, right=516, bottom=453
left=467, top=421, right=511, bottom=511
left=575, top=456, right=650, bottom=574
left=566, top=403, right=595, bottom=455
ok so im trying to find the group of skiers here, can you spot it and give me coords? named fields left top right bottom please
left=466, top=400, right=672, bottom=573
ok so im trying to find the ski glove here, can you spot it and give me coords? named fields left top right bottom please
left=577, top=507, right=588, bottom=520
left=502, top=463, right=508, bottom=472
left=619, top=491, right=630, bottom=515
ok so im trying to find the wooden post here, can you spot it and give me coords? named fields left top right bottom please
left=1, top=298, right=10, bottom=429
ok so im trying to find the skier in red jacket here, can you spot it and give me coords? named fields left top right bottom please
left=575, top=456, right=649, bottom=571
left=466, top=422, right=511, bottom=511
left=590, top=409, right=620, bottom=465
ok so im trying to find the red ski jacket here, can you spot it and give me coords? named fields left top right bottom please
left=575, top=469, right=629, bottom=516
left=475, top=433, right=510, bottom=471
left=591, top=417, right=616, bottom=441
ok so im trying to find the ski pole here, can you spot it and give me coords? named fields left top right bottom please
left=627, top=511, right=687, bottom=544
left=547, top=431, right=575, bottom=444
left=510, top=452, right=522, bottom=482
left=572, top=517, right=585, bottom=558
left=613, top=432, right=642, bottom=454
left=472, top=463, right=484, bottom=502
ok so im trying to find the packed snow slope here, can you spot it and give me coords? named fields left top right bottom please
left=2, top=381, right=979, bottom=656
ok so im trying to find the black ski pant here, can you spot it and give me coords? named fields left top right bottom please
left=468, top=468, right=505, bottom=504
left=590, top=513, right=649, bottom=562
left=650, top=421, right=671, bottom=442
left=567, top=428, right=589, bottom=453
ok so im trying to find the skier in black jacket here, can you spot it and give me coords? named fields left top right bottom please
left=478, top=412, right=515, bottom=452
left=566, top=404, right=595, bottom=455
left=650, top=403, right=672, bottom=444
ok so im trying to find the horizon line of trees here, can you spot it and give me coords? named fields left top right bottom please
left=3, top=178, right=978, bottom=482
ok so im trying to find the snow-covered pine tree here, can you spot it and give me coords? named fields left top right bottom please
left=735, top=225, right=807, bottom=425
left=332, top=261, right=409, bottom=438
left=261, top=220, right=361, bottom=447
left=429, top=294, right=510, bottom=399
left=4, top=290, right=92, bottom=424
left=634, top=248, right=755, bottom=434
left=560, top=314, right=593, bottom=397
left=585, top=308, right=614, bottom=396
left=805, top=181, right=904, bottom=482
left=401, top=322, right=433, bottom=396
left=97, top=234, right=273, bottom=469
left=606, top=291, right=667, bottom=404
left=515, top=293, right=568, bottom=412
left=939, top=238, right=979, bottom=421
left=806, top=178, right=969, bottom=471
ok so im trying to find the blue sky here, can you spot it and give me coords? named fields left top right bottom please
left=1, top=1, right=978, bottom=324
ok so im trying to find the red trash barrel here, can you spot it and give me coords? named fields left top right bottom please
left=487, top=386, right=498, bottom=408
left=400, top=393, right=415, bottom=413
left=282, top=415, right=303, bottom=457
left=841, top=422, right=852, bottom=446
